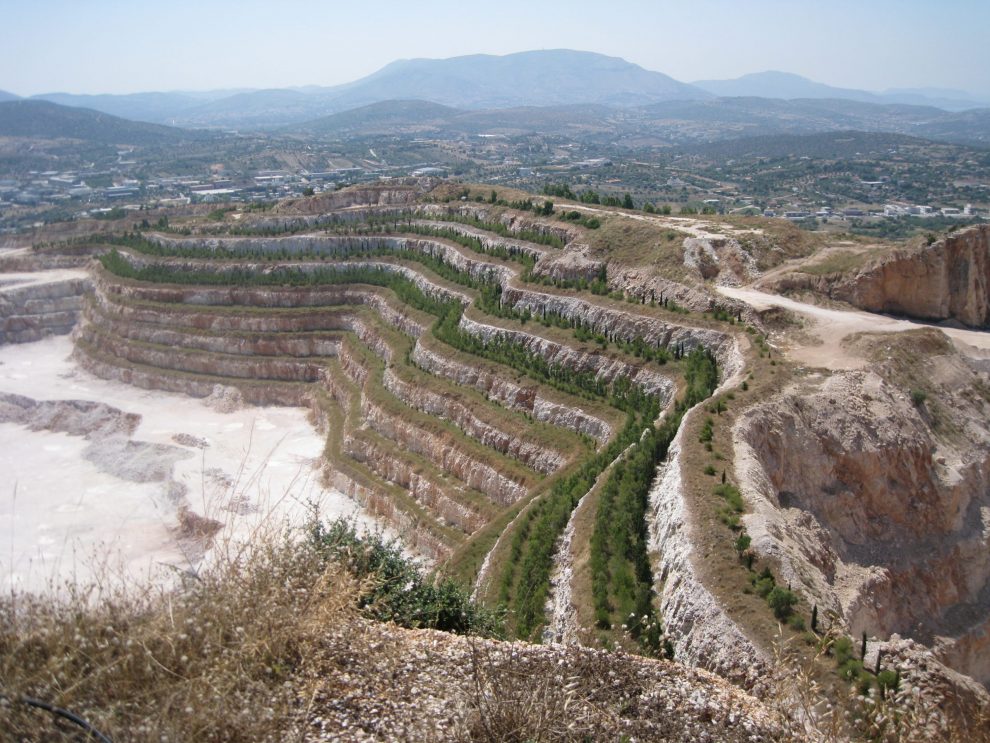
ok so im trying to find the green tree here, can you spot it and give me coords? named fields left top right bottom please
left=622, top=193, right=635, bottom=209
left=767, top=586, right=798, bottom=619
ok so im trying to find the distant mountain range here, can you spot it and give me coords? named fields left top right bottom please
left=7, top=49, right=985, bottom=131
left=0, top=100, right=213, bottom=145
left=0, top=51, right=709, bottom=129
left=1, top=50, right=988, bottom=148
left=324, top=50, right=708, bottom=110
left=692, top=71, right=988, bottom=111
left=3, top=93, right=989, bottom=151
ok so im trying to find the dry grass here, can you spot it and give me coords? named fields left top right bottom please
left=0, top=531, right=361, bottom=742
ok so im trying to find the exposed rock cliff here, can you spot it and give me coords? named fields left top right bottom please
left=764, top=225, right=990, bottom=328
left=734, top=330, right=990, bottom=686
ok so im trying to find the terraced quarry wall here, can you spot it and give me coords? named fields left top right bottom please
left=1, top=273, right=90, bottom=345
left=64, top=211, right=757, bottom=667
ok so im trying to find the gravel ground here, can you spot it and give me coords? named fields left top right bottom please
left=300, top=619, right=782, bottom=742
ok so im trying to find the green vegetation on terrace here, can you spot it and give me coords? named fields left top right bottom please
left=589, top=348, right=718, bottom=653
left=520, top=264, right=609, bottom=294
left=497, top=348, right=717, bottom=647
left=155, top=207, right=566, bottom=252
left=423, top=211, right=566, bottom=249
left=104, top=232, right=498, bottom=289
left=313, top=371, right=463, bottom=551
left=474, top=283, right=676, bottom=367
left=102, top=248, right=683, bottom=405
left=100, top=249, right=458, bottom=316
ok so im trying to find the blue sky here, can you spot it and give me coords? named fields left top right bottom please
left=2, top=0, right=988, bottom=97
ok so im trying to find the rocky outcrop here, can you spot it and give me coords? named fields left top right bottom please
left=766, top=225, right=990, bottom=328
left=278, top=180, right=432, bottom=215
left=841, top=225, right=990, bottom=326
left=683, top=237, right=759, bottom=286
left=734, top=336, right=990, bottom=686
left=530, top=247, right=605, bottom=283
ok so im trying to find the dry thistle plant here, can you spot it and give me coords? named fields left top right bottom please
left=463, top=639, right=597, bottom=742
left=767, top=627, right=846, bottom=742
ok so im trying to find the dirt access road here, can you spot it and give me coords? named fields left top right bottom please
left=718, top=285, right=990, bottom=370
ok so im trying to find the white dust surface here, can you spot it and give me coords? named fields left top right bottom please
left=0, top=336, right=380, bottom=595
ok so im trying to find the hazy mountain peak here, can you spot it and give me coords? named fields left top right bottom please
left=326, top=49, right=710, bottom=111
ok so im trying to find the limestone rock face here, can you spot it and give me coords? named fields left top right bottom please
left=530, top=247, right=605, bottom=283
left=836, top=226, right=990, bottom=327
left=735, top=340, right=990, bottom=686
left=766, top=225, right=990, bottom=328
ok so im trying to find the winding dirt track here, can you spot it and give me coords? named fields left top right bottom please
left=718, top=285, right=990, bottom=370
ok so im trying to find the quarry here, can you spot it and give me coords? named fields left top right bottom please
left=2, top=179, right=990, bottom=740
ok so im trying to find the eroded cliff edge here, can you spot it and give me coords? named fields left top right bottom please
left=735, top=329, right=990, bottom=686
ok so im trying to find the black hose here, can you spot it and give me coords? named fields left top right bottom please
left=11, top=694, right=114, bottom=743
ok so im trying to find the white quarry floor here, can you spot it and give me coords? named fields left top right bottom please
left=0, top=336, right=377, bottom=596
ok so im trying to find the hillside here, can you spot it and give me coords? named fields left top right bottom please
left=292, top=99, right=462, bottom=136
left=694, top=70, right=882, bottom=103
left=694, top=71, right=988, bottom=111
left=0, top=99, right=210, bottom=145
left=290, top=95, right=990, bottom=147
left=677, top=129, right=955, bottom=160
left=33, top=91, right=208, bottom=124
left=3, top=182, right=990, bottom=740
left=637, top=96, right=990, bottom=146
left=292, top=99, right=619, bottom=138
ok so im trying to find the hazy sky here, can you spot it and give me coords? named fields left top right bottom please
left=2, top=0, right=989, bottom=97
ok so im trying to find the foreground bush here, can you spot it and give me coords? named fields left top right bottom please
left=311, top=518, right=504, bottom=638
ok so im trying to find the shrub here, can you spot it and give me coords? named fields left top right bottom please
left=833, top=636, right=854, bottom=665
left=698, top=417, right=714, bottom=443
left=877, top=669, right=900, bottom=696
left=734, top=534, right=751, bottom=555
left=311, top=518, right=503, bottom=638
left=767, top=587, right=799, bottom=619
